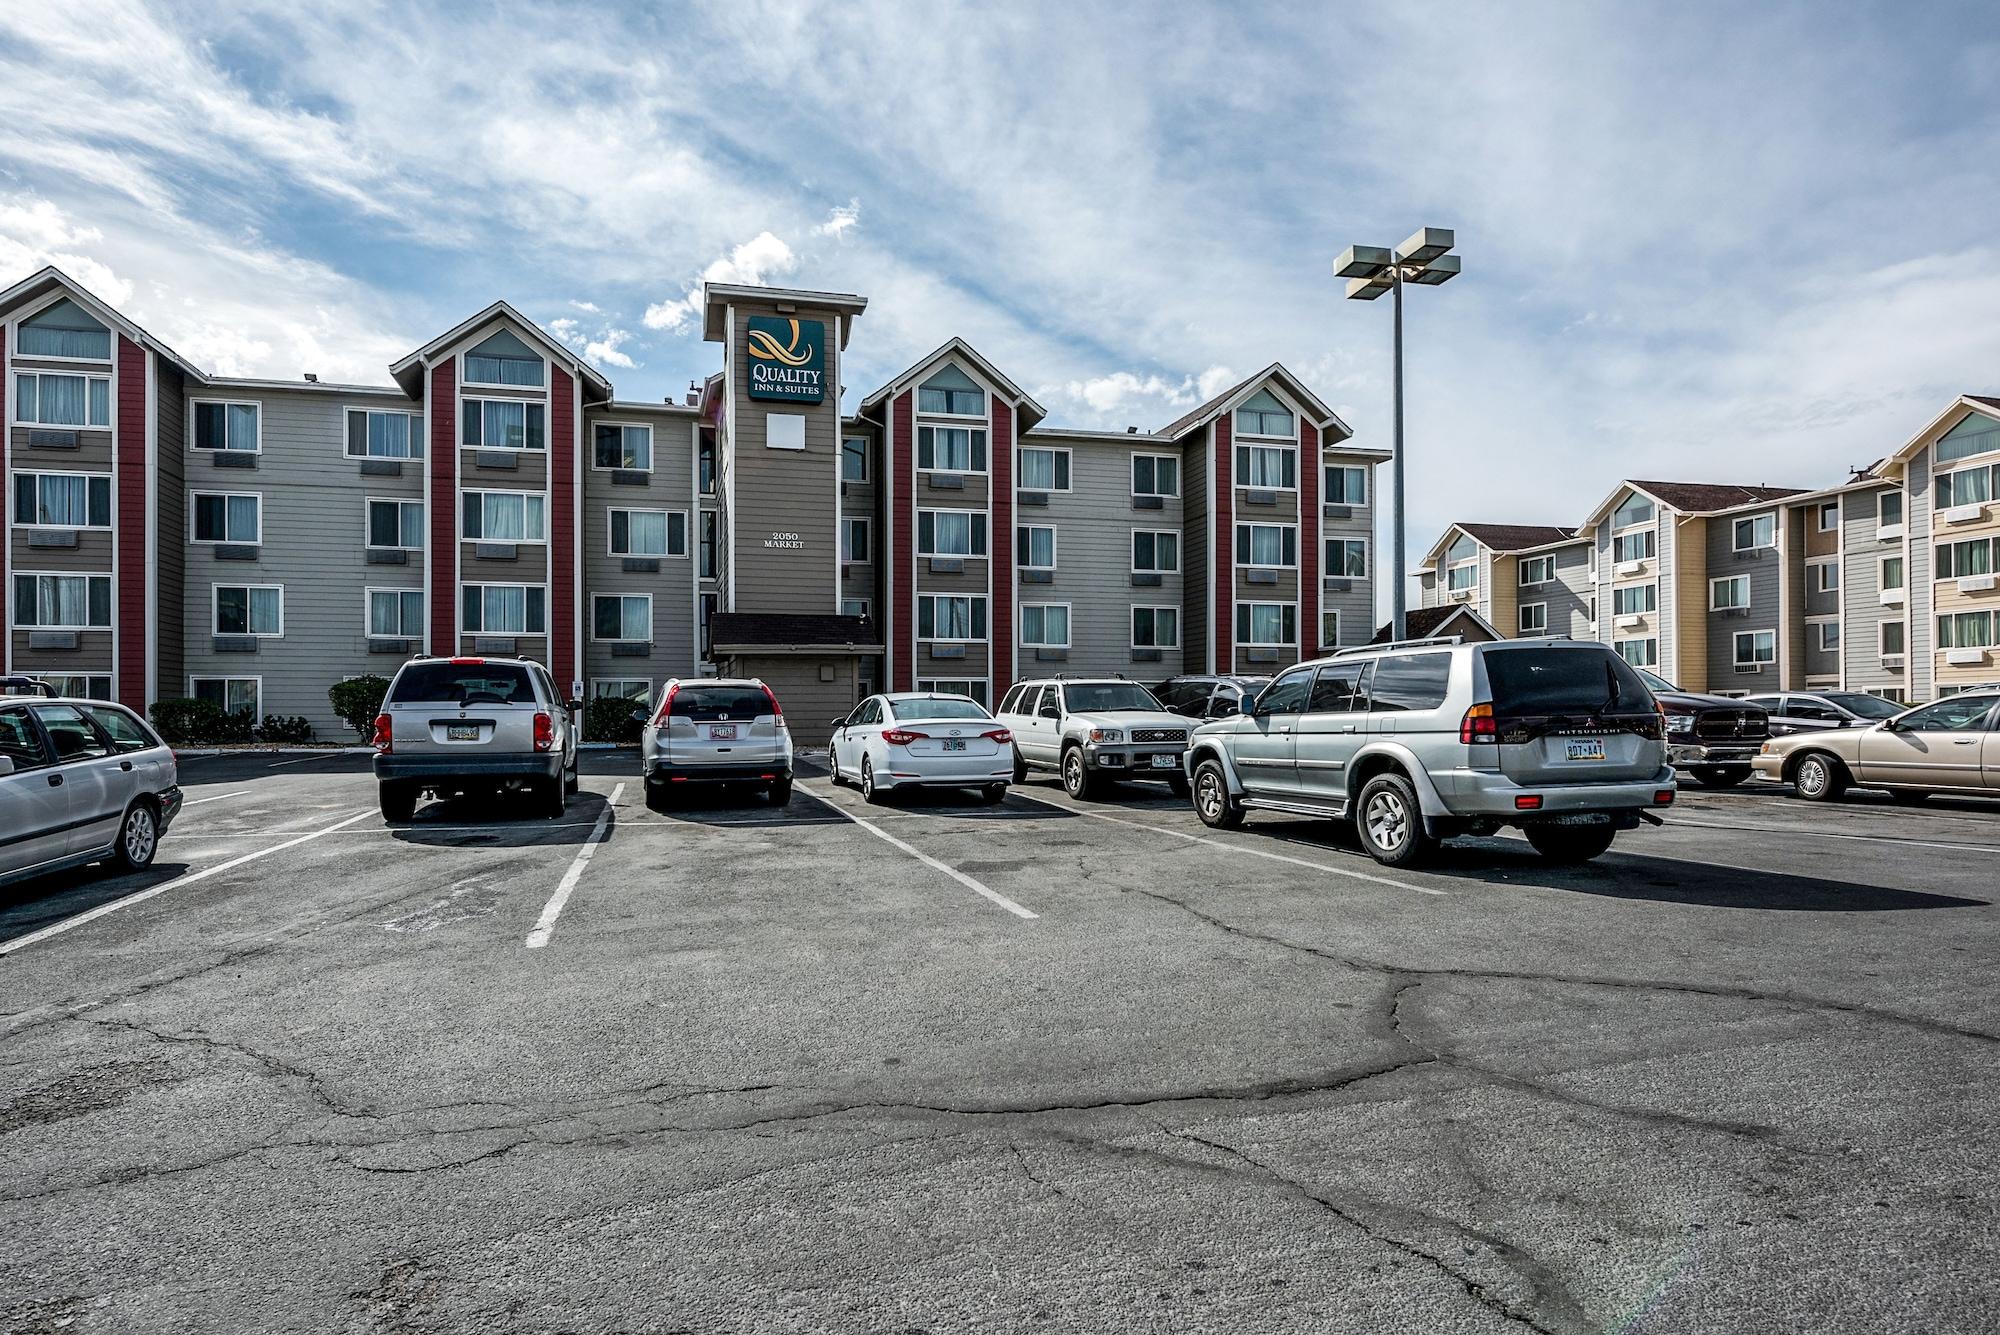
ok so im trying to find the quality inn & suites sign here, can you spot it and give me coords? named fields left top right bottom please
left=745, top=316, right=826, bottom=404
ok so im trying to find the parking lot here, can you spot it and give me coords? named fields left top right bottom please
left=3, top=752, right=1997, bottom=1334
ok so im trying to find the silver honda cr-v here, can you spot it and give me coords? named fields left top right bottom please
left=1184, top=637, right=1676, bottom=866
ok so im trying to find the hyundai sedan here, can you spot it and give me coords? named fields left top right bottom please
left=827, top=693, right=1013, bottom=804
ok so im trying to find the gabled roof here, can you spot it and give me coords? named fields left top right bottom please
left=1580, top=478, right=1810, bottom=528
left=701, top=283, right=868, bottom=347
left=389, top=300, right=613, bottom=399
left=1420, top=522, right=1581, bottom=569
left=0, top=265, right=205, bottom=381
left=1368, top=605, right=1503, bottom=644
left=1877, top=393, right=2000, bottom=472
left=1155, top=363, right=1353, bottom=443
left=857, top=336, right=1047, bottom=429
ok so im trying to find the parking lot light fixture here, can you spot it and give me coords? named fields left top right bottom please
left=1338, top=226, right=1460, bottom=642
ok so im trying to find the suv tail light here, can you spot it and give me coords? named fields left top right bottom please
left=653, top=682, right=679, bottom=726
left=533, top=711, right=555, bottom=752
left=1460, top=702, right=1498, bottom=744
left=882, top=729, right=928, bottom=746
left=761, top=684, right=787, bottom=731
left=372, top=712, right=393, bottom=753
left=981, top=728, right=1012, bottom=744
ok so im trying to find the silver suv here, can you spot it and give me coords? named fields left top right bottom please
left=371, top=656, right=579, bottom=822
left=0, top=682, right=181, bottom=885
left=1184, top=637, right=1676, bottom=866
left=640, top=678, right=793, bottom=807
left=996, top=676, right=1192, bottom=800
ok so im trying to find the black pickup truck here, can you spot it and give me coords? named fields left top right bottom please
left=1635, top=669, right=1770, bottom=788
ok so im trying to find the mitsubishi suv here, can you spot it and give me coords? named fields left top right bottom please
left=372, top=656, right=580, bottom=822
left=1183, top=637, right=1676, bottom=866
left=996, top=676, right=1192, bottom=799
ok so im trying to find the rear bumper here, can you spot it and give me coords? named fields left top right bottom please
left=878, top=757, right=1012, bottom=788
left=156, top=786, right=183, bottom=833
left=647, top=760, right=792, bottom=785
left=1669, top=743, right=1760, bottom=766
left=374, top=753, right=564, bottom=782
left=1447, top=767, right=1678, bottom=820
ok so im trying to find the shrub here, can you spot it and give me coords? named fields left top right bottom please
left=585, top=694, right=645, bottom=744
left=256, top=714, right=315, bottom=744
left=328, top=675, right=390, bottom=741
left=216, top=708, right=257, bottom=744
left=149, top=700, right=257, bottom=746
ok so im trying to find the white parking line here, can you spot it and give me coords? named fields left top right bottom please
left=266, top=751, right=372, bottom=769
left=798, top=785, right=1038, bottom=919
left=181, top=790, right=252, bottom=806
left=0, top=809, right=376, bottom=957
left=525, top=782, right=624, bottom=948
left=1666, top=817, right=2000, bottom=856
left=1011, top=790, right=1445, bottom=896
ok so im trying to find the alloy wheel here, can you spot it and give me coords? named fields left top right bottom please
left=1797, top=757, right=1827, bottom=798
left=1366, top=789, right=1408, bottom=853
left=123, top=807, right=157, bottom=865
left=1197, top=771, right=1224, bottom=821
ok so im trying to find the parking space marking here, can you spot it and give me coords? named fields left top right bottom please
left=0, top=808, right=377, bottom=957
left=797, top=785, right=1038, bottom=919
left=265, top=751, right=373, bottom=769
left=1666, top=817, right=2000, bottom=856
left=1010, top=790, right=1445, bottom=895
left=181, top=790, right=252, bottom=806
left=525, top=783, right=625, bottom=949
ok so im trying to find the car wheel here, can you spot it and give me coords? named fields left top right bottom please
left=1790, top=753, right=1847, bottom=802
left=769, top=777, right=794, bottom=805
left=563, top=760, right=579, bottom=796
left=1061, top=747, right=1099, bottom=801
left=1192, top=759, right=1243, bottom=829
left=1888, top=789, right=1930, bottom=806
left=378, top=780, right=418, bottom=824
left=861, top=757, right=889, bottom=805
left=108, top=801, right=159, bottom=872
left=981, top=784, right=1007, bottom=805
left=644, top=779, right=672, bottom=812
left=1011, top=746, right=1029, bottom=785
left=1523, top=823, right=1618, bottom=864
left=828, top=751, right=844, bottom=786
left=536, top=777, right=567, bottom=819
left=1693, top=766, right=1751, bottom=788
left=1355, top=773, right=1432, bottom=867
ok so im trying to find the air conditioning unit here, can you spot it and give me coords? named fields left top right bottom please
left=1942, top=503, right=1988, bottom=525
left=1879, top=588, right=1905, bottom=606
left=1877, top=523, right=1905, bottom=542
left=1946, top=648, right=1991, bottom=666
left=1450, top=588, right=1473, bottom=602
left=1736, top=663, right=1764, bottom=674
left=1615, top=614, right=1643, bottom=629
left=1958, top=574, right=1997, bottom=594
left=1615, top=560, right=1645, bottom=577
left=1880, top=653, right=1905, bottom=668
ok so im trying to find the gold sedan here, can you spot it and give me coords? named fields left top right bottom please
left=1752, top=690, right=2000, bottom=803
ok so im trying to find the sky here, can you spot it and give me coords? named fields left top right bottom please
left=2, top=0, right=1998, bottom=609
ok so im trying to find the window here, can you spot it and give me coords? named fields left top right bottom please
left=30, top=704, right=110, bottom=762
left=461, top=398, right=545, bottom=451
left=699, top=510, right=719, bottom=579
left=1445, top=535, right=1478, bottom=563
left=1235, top=523, right=1297, bottom=569
left=917, top=425, right=987, bottom=473
left=917, top=509, right=987, bottom=557
left=1519, top=555, right=1555, bottom=586
left=917, top=595, right=987, bottom=641
left=593, top=594, right=651, bottom=641
left=1019, top=447, right=1070, bottom=492
left=1369, top=653, right=1452, bottom=713
left=1935, top=464, right=1995, bottom=510
left=1901, top=695, right=1995, bottom=726
left=1936, top=537, right=1994, bottom=579
left=1612, top=529, right=1656, bottom=563
left=464, top=329, right=545, bottom=387
left=699, top=436, right=717, bottom=494
left=19, top=297, right=111, bottom=360
left=1446, top=562, right=1477, bottom=593
left=191, top=678, right=259, bottom=716
left=1880, top=555, right=1904, bottom=591
left=81, top=705, right=153, bottom=753
left=1809, top=560, right=1839, bottom=593
left=461, top=491, right=547, bottom=542
left=610, top=508, right=685, bottom=558
left=1880, top=620, right=1905, bottom=656
left=362, top=498, right=425, bottom=550
left=1132, top=454, right=1179, bottom=497
left=1234, top=388, right=1294, bottom=438
left=1812, top=620, right=1840, bottom=652
left=1733, top=513, right=1776, bottom=550
left=193, top=492, right=261, bottom=544
left=192, top=401, right=259, bottom=452
left=593, top=679, right=652, bottom=706
left=918, top=364, right=984, bottom=416
left=345, top=409, right=421, bottom=459
left=1817, top=502, right=1839, bottom=532
left=1938, top=610, right=1995, bottom=649
left=1321, top=610, right=1341, bottom=648
left=841, top=517, right=871, bottom=563
left=1519, top=602, right=1548, bottom=634
left=463, top=584, right=547, bottom=635
left=1131, top=529, right=1179, bottom=573
left=214, top=585, right=282, bottom=637
left=1020, top=604, right=1070, bottom=648
left=1234, top=443, right=1297, bottom=489
left=1325, top=465, right=1367, bottom=505
left=1613, top=584, right=1657, bottom=616
left=1327, top=538, right=1368, bottom=578
left=1252, top=669, right=1312, bottom=715
left=16, top=373, right=112, bottom=428
left=1710, top=576, right=1750, bottom=610
left=1937, top=411, right=2000, bottom=465
left=1615, top=638, right=1657, bottom=668
left=1612, top=495, right=1655, bottom=529
left=592, top=423, right=652, bottom=470
left=1235, top=602, right=1296, bottom=646
left=841, top=598, right=870, bottom=619
left=842, top=436, right=868, bottom=483
left=11, top=573, right=112, bottom=628
left=1018, top=525, right=1057, bottom=571
left=1734, top=629, right=1777, bottom=666
left=698, top=592, right=718, bottom=657
left=13, top=472, right=111, bottom=528
left=1879, top=491, right=1903, bottom=528
left=366, top=589, right=425, bottom=638
left=1132, top=606, right=1179, bottom=649
left=27, top=674, right=112, bottom=700
left=916, top=678, right=988, bottom=707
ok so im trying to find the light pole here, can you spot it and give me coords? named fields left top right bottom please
left=1335, top=227, right=1460, bottom=643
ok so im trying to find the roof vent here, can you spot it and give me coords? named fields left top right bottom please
left=303, top=372, right=318, bottom=383
left=1126, top=425, right=1138, bottom=434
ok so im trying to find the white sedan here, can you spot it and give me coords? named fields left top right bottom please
left=827, top=693, right=1014, bottom=804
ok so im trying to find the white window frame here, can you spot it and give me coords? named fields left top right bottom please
left=344, top=407, right=422, bottom=460
left=1934, top=536, right=1995, bottom=581
left=1018, top=446, right=1071, bottom=493
left=1323, top=463, right=1368, bottom=506
left=190, top=490, right=263, bottom=545
left=1734, top=628, right=1778, bottom=667
left=461, top=336, right=547, bottom=389
left=461, top=489, right=549, bottom=543
left=1614, top=637, right=1658, bottom=668
left=1879, top=490, right=1904, bottom=527
left=1017, top=524, right=1058, bottom=572
left=9, top=571, right=112, bottom=629
left=1808, top=558, right=1839, bottom=593
left=1327, top=537, right=1369, bottom=579
left=461, top=397, right=547, bottom=452
left=1816, top=502, right=1839, bottom=532
left=15, top=296, right=113, bottom=363
left=915, top=678, right=988, bottom=707
left=188, top=676, right=261, bottom=716
left=212, top=583, right=284, bottom=638
left=461, top=582, right=549, bottom=636
left=1611, top=495, right=1656, bottom=531
left=592, top=680, right=653, bottom=708
left=840, top=516, right=872, bottom=564
left=590, top=420, right=654, bottom=473
left=840, top=597, right=871, bottom=619
left=189, top=398, right=262, bottom=453
left=1130, top=528, right=1180, bottom=575
left=699, top=508, right=719, bottom=580
left=1235, top=601, right=1298, bottom=648
left=1131, top=452, right=1180, bottom=498
left=1934, top=462, right=1995, bottom=510
left=841, top=435, right=869, bottom=484
left=362, top=496, right=425, bottom=551
left=1518, top=602, right=1548, bottom=635
left=1808, top=617, right=1840, bottom=652
left=1709, top=575, right=1751, bottom=610
left=1020, top=602, right=1071, bottom=649
left=607, top=507, right=687, bottom=559
left=14, top=371, right=113, bottom=428
left=1518, top=554, right=1555, bottom=586
left=1880, top=619, right=1906, bottom=656
left=1446, top=560, right=1478, bottom=593
left=1130, top=605, right=1180, bottom=650
left=1612, top=528, right=1656, bottom=564
left=1732, top=512, right=1777, bottom=552
left=916, top=507, right=988, bottom=558
left=1321, top=609, right=1341, bottom=648
left=1879, top=553, right=1904, bottom=591
left=915, top=424, right=988, bottom=476
left=1236, top=521, right=1298, bottom=571
left=1234, top=442, right=1298, bottom=492
left=26, top=673, right=114, bottom=698
left=916, top=594, right=987, bottom=644
left=1612, top=582, right=1658, bottom=617
left=1938, top=610, right=1998, bottom=650
left=364, top=587, right=426, bottom=638
left=13, top=469, right=113, bottom=530
left=591, top=593, right=653, bottom=643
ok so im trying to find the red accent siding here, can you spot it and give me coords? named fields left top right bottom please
left=116, top=336, right=147, bottom=709
left=1300, top=423, right=1319, bottom=658
left=550, top=367, right=576, bottom=692
left=891, top=390, right=915, bottom=690
left=1213, top=416, right=1233, bottom=668
left=428, top=361, right=457, bottom=652
left=989, top=398, right=1014, bottom=700
left=0, top=324, right=7, bottom=664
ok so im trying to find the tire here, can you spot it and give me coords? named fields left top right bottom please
left=536, top=776, right=567, bottom=819
left=1692, top=766, right=1751, bottom=788
left=1167, top=773, right=1191, bottom=799
left=861, top=757, right=889, bottom=805
left=769, top=777, right=794, bottom=805
left=107, top=801, right=159, bottom=872
left=981, top=784, right=1007, bottom=805
left=1790, top=752, right=1847, bottom=802
left=644, top=779, right=672, bottom=812
left=378, top=780, right=418, bottom=824
left=1011, top=746, right=1029, bottom=785
left=1354, top=773, right=1433, bottom=868
left=1888, top=789, right=1930, bottom=806
left=1524, top=823, right=1618, bottom=864
left=563, top=759, right=579, bottom=797
left=828, top=751, right=845, bottom=787
left=1192, top=759, right=1243, bottom=829
left=1061, top=747, right=1100, bottom=801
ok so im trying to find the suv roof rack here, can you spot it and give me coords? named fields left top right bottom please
left=1333, top=636, right=1461, bottom=658
left=0, top=676, right=59, bottom=697
left=1054, top=672, right=1125, bottom=680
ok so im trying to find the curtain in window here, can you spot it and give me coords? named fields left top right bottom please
left=43, top=576, right=87, bottom=627
left=20, top=321, right=110, bottom=360
left=1021, top=527, right=1055, bottom=568
left=226, top=403, right=257, bottom=449
left=1020, top=451, right=1059, bottom=490
left=1239, top=604, right=1291, bottom=644
left=626, top=510, right=668, bottom=554
left=356, top=412, right=413, bottom=458
left=227, top=495, right=258, bottom=542
left=38, top=375, right=86, bottom=426
left=41, top=475, right=86, bottom=526
left=90, top=379, right=111, bottom=426
left=1239, top=526, right=1292, bottom=566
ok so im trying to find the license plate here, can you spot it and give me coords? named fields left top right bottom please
left=941, top=739, right=966, bottom=752
left=447, top=725, right=479, bottom=742
left=1149, top=754, right=1178, bottom=769
left=1565, top=741, right=1606, bottom=762
left=1553, top=812, right=1611, bottom=826
left=709, top=725, right=737, bottom=740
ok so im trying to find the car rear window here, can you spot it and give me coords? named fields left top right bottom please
left=388, top=662, right=536, bottom=706
left=894, top=697, right=991, bottom=721
left=670, top=686, right=772, bottom=721
left=1485, top=646, right=1652, bottom=715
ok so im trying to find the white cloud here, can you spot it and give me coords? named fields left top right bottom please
left=642, top=230, right=798, bottom=333
left=550, top=314, right=638, bottom=371
left=814, top=201, right=860, bottom=238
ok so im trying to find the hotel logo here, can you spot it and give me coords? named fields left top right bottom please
left=745, top=316, right=826, bottom=404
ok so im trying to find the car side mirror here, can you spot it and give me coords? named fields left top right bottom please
left=0, top=756, right=13, bottom=777
left=630, top=708, right=650, bottom=726
left=830, top=716, right=849, bottom=730
left=567, top=698, right=585, bottom=712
